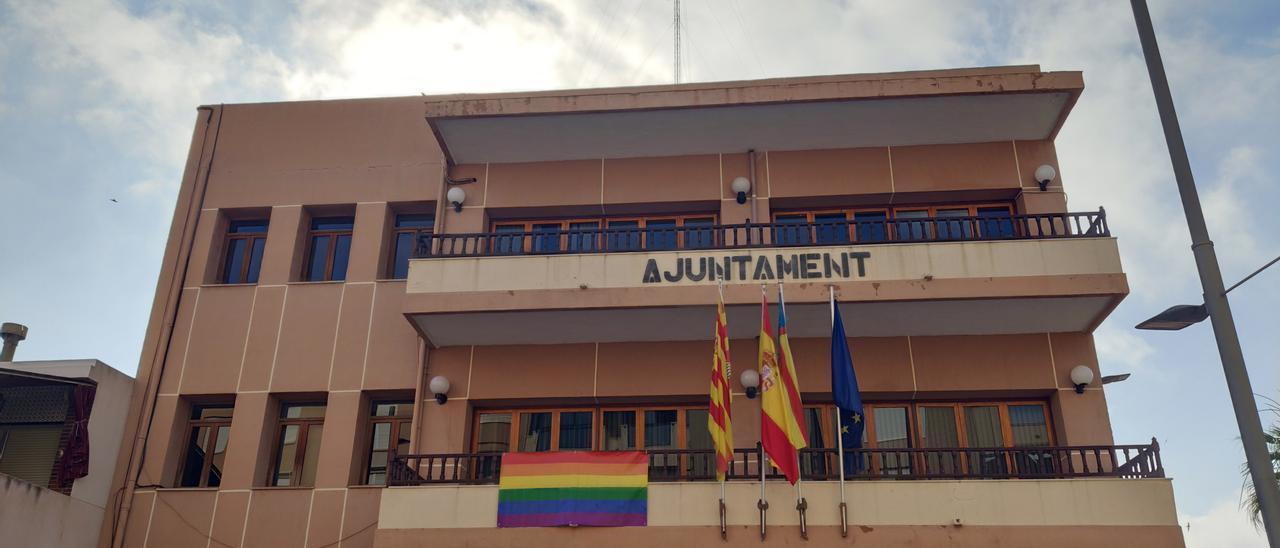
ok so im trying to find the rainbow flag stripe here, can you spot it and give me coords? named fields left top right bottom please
left=497, top=451, right=648, bottom=528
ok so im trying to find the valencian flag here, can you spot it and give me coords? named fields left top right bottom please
left=708, top=296, right=734, bottom=481
left=758, top=293, right=807, bottom=484
left=830, top=301, right=865, bottom=474
left=497, top=451, right=648, bottom=527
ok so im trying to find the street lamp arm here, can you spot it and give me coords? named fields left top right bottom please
left=1225, top=254, right=1280, bottom=295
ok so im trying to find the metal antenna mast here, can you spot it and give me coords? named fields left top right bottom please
left=674, top=0, right=681, bottom=84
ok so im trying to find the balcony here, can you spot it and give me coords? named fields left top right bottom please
left=402, top=209, right=1127, bottom=346
left=387, top=440, right=1162, bottom=486
left=415, top=209, right=1109, bottom=258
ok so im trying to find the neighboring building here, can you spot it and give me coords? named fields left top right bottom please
left=1, top=359, right=134, bottom=548
left=104, top=66, right=1182, bottom=547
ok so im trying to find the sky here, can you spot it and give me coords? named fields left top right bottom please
left=0, top=0, right=1276, bottom=544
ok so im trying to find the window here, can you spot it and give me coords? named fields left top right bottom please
left=271, top=403, right=326, bottom=487
left=364, top=401, right=413, bottom=486
left=222, top=220, right=268, bottom=284
left=388, top=214, right=433, bottom=278
left=304, top=217, right=354, bottom=281
left=774, top=214, right=811, bottom=246
left=489, top=215, right=718, bottom=254
left=178, top=405, right=233, bottom=487
left=774, top=204, right=1015, bottom=244
left=600, top=410, right=636, bottom=450
left=977, top=206, right=1016, bottom=238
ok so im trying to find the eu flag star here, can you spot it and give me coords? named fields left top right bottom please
left=851, top=413, right=862, bottom=424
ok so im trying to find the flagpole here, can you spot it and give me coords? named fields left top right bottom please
left=778, top=281, right=808, bottom=540
left=831, top=285, right=849, bottom=537
left=757, top=285, right=768, bottom=541
left=717, top=281, right=728, bottom=540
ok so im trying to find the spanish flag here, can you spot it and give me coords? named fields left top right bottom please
left=758, top=292, right=807, bottom=484
left=708, top=296, right=734, bottom=481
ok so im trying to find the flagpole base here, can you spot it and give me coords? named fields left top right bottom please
left=757, top=499, right=769, bottom=540
left=719, top=499, right=727, bottom=540
left=797, top=497, right=809, bottom=540
left=839, top=501, right=848, bottom=537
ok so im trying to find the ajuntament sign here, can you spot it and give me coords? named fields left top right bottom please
left=642, top=251, right=871, bottom=284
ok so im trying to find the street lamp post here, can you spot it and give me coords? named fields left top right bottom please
left=1129, top=1, right=1280, bottom=544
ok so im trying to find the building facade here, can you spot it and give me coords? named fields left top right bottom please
left=103, top=66, right=1183, bottom=547
left=1, top=359, right=134, bottom=548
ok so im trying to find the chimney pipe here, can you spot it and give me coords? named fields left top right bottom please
left=1, top=323, right=28, bottom=362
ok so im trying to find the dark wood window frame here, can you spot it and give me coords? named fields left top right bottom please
left=363, top=401, right=414, bottom=485
left=221, top=220, right=268, bottom=284
left=269, top=404, right=326, bottom=487
left=176, top=405, right=234, bottom=488
left=490, top=214, right=718, bottom=253
left=387, top=214, right=435, bottom=279
left=304, top=217, right=355, bottom=282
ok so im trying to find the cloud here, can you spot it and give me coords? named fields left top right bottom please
left=1094, top=325, right=1156, bottom=374
left=1182, top=497, right=1268, bottom=548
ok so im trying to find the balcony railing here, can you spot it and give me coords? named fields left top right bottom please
left=387, top=439, right=1161, bottom=486
left=413, top=208, right=1110, bottom=258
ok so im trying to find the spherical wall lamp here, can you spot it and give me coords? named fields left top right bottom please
left=446, top=186, right=466, bottom=213
left=731, top=176, right=751, bottom=205
left=1034, top=164, right=1057, bottom=192
left=1069, top=365, right=1094, bottom=394
left=429, top=375, right=452, bottom=404
left=740, top=368, right=760, bottom=399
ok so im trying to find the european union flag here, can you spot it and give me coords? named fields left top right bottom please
left=830, top=301, right=864, bottom=475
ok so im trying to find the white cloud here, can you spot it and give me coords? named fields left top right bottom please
left=1094, top=325, right=1156, bottom=374
left=1182, top=497, right=1268, bottom=548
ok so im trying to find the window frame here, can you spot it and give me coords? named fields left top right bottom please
left=386, top=214, right=435, bottom=279
left=772, top=203, right=1016, bottom=243
left=362, top=401, right=414, bottom=486
left=470, top=405, right=713, bottom=453
left=488, top=214, right=719, bottom=254
left=220, top=220, right=268, bottom=284
left=176, top=405, right=234, bottom=488
left=269, top=403, right=327, bottom=487
left=303, top=217, right=355, bottom=282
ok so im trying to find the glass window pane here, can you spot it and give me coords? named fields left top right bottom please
left=918, top=406, right=959, bottom=476
left=367, top=451, right=388, bottom=486
left=894, top=210, right=930, bottom=241
left=601, top=411, right=636, bottom=450
left=223, top=239, right=247, bottom=284
left=935, top=208, right=974, bottom=240
left=814, top=213, right=849, bottom=244
left=230, top=220, right=268, bottom=233
left=684, top=409, right=713, bottom=450
left=246, top=238, right=265, bottom=283
left=306, top=236, right=330, bottom=281
left=1009, top=405, right=1049, bottom=447
left=492, top=225, right=526, bottom=255
left=977, top=207, right=1015, bottom=238
left=396, top=422, right=411, bottom=456
left=193, top=406, right=234, bottom=420
left=518, top=412, right=552, bottom=452
left=180, top=426, right=210, bottom=487
left=964, top=406, right=1006, bottom=476
left=299, top=424, right=323, bottom=487
left=558, top=411, right=593, bottom=450
left=683, top=218, right=715, bottom=249
left=567, top=221, right=600, bottom=252
left=395, top=214, right=434, bottom=228
left=853, top=211, right=888, bottom=242
left=873, top=407, right=911, bottom=476
left=312, top=217, right=354, bottom=231
left=643, top=410, right=678, bottom=449
left=373, top=402, right=413, bottom=418
left=532, top=224, right=562, bottom=253
left=370, top=422, right=391, bottom=451
left=273, top=424, right=300, bottom=486
left=800, top=408, right=828, bottom=479
left=392, top=232, right=413, bottom=279
left=606, top=221, right=640, bottom=251
left=645, top=220, right=678, bottom=250
left=477, top=413, right=512, bottom=453
left=331, top=234, right=352, bottom=280
left=774, top=215, right=810, bottom=246
left=282, top=404, right=327, bottom=419
left=209, top=426, right=229, bottom=487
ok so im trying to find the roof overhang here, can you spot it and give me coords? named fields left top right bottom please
left=424, top=65, right=1084, bottom=164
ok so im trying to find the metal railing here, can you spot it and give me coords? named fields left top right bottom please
left=388, top=438, right=1160, bottom=486
left=413, top=208, right=1110, bottom=258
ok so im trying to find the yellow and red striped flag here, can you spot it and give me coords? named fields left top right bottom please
left=708, top=296, right=734, bottom=481
left=758, top=292, right=807, bottom=484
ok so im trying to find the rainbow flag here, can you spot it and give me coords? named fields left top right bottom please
left=497, top=451, right=648, bottom=528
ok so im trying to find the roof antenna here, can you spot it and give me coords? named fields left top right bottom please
left=674, top=0, right=681, bottom=84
